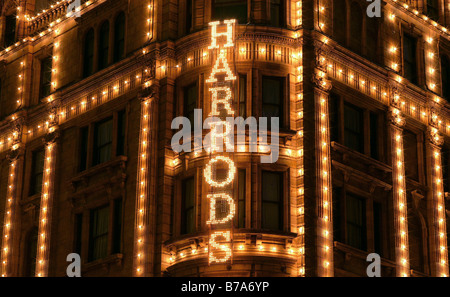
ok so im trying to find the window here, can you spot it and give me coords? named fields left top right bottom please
left=114, top=13, right=125, bottom=63
left=261, top=171, right=283, bottom=231
left=181, top=177, right=195, bottom=234
left=333, top=0, right=346, bottom=45
left=373, top=202, right=382, bottom=255
left=238, top=169, right=246, bottom=228
left=344, top=103, right=363, bottom=154
left=98, top=21, right=110, bottom=70
left=270, top=0, right=283, bottom=27
left=25, top=227, right=38, bottom=277
left=403, top=130, right=419, bottom=181
left=83, top=29, right=95, bottom=78
left=30, top=148, right=45, bottom=196
left=89, top=205, right=109, bottom=262
left=442, top=145, right=450, bottom=194
left=39, top=56, right=53, bottom=99
left=93, top=118, right=113, bottom=166
left=427, top=0, right=439, bottom=21
left=349, top=3, right=363, bottom=54
left=237, top=74, right=246, bottom=118
left=330, top=93, right=384, bottom=161
left=441, top=55, right=450, bottom=100
left=346, top=194, right=367, bottom=251
left=212, top=0, right=247, bottom=24
left=4, top=14, right=16, bottom=47
left=79, top=111, right=126, bottom=171
left=76, top=199, right=122, bottom=262
left=407, top=195, right=425, bottom=273
left=403, top=33, right=418, bottom=84
left=262, top=76, right=284, bottom=128
left=186, top=0, right=193, bottom=34
left=184, top=83, right=197, bottom=130
left=366, top=16, right=379, bottom=62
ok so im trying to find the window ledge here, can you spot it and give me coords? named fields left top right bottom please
left=81, top=253, right=124, bottom=274
left=71, top=156, right=127, bottom=184
left=334, top=241, right=396, bottom=268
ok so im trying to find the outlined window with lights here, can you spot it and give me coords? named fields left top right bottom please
left=39, top=56, right=53, bottom=100
left=29, top=148, right=45, bottom=196
left=78, top=110, right=127, bottom=172
left=212, top=0, right=248, bottom=24
left=236, top=74, right=247, bottom=118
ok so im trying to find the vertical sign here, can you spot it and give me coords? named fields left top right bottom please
left=204, top=20, right=237, bottom=264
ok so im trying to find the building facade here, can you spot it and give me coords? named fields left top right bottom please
left=0, top=0, right=449, bottom=277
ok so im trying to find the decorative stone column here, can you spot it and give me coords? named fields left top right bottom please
left=389, top=87, right=410, bottom=277
left=426, top=109, right=449, bottom=277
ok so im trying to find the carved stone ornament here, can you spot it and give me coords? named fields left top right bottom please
left=428, top=126, right=444, bottom=147
left=312, top=70, right=332, bottom=92
left=391, top=87, right=401, bottom=108
left=429, top=108, right=439, bottom=127
left=389, top=107, right=405, bottom=127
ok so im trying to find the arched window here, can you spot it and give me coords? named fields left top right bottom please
left=98, top=21, right=110, bottom=70
left=333, top=0, right=346, bottom=45
left=114, top=12, right=126, bottom=63
left=350, top=2, right=363, bottom=55
left=83, top=28, right=95, bottom=78
left=442, top=55, right=450, bottom=100
left=25, top=227, right=38, bottom=277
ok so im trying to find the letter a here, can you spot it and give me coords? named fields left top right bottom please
left=366, top=253, right=381, bottom=277
left=206, top=51, right=237, bottom=83
left=66, top=253, right=81, bottom=277
left=366, top=0, right=381, bottom=18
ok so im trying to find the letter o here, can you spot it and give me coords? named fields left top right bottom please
left=204, top=156, right=236, bottom=188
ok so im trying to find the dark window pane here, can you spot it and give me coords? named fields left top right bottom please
left=346, top=194, right=366, bottom=251
left=373, top=202, right=383, bottom=255
left=344, top=103, right=363, bottom=153
left=350, top=3, right=363, bottom=54
left=212, top=0, right=247, bottom=24
left=329, top=93, right=339, bottom=143
left=184, top=83, right=197, bottom=130
left=366, top=17, right=378, bottom=62
left=333, top=187, right=342, bottom=243
left=262, top=76, right=283, bottom=127
left=4, top=14, right=16, bottom=47
left=238, top=169, right=246, bottom=228
left=79, top=127, right=89, bottom=171
left=25, top=227, right=38, bottom=277
left=93, top=118, right=113, bottom=166
left=39, top=56, right=53, bottom=99
left=181, top=177, right=195, bottom=234
left=186, top=0, right=193, bottom=34
left=403, top=34, right=418, bottom=84
left=114, top=13, right=125, bottom=63
left=98, top=22, right=110, bottom=70
left=333, top=1, right=346, bottom=44
left=427, top=0, right=439, bottom=21
left=113, top=199, right=122, bottom=254
left=75, top=213, right=83, bottom=256
left=270, top=0, right=282, bottom=27
left=370, top=112, right=379, bottom=160
left=262, top=171, right=283, bottom=231
left=441, top=55, right=450, bottom=100
left=30, top=148, right=45, bottom=196
left=238, top=75, right=246, bottom=118
left=89, top=205, right=110, bottom=261
left=404, top=130, right=419, bottom=181
left=117, top=110, right=126, bottom=156
left=407, top=195, right=425, bottom=272
left=83, top=29, right=95, bottom=78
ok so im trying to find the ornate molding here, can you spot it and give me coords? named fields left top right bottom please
left=389, top=107, right=405, bottom=127
left=312, top=70, right=332, bottom=92
left=427, top=126, right=444, bottom=147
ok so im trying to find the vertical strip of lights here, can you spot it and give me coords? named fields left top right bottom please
left=295, top=1, right=302, bottom=27
left=35, top=140, right=57, bottom=277
left=17, top=60, right=25, bottom=108
left=204, top=20, right=237, bottom=265
left=390, top=107, right=410, bottom=277
left=133, top=96, right=152, bottom=276
left=1, top=159, right=18, bottom=277
left=429, top=129, right=449, bottom=277
left=317, top=92, right=333, bottom=277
